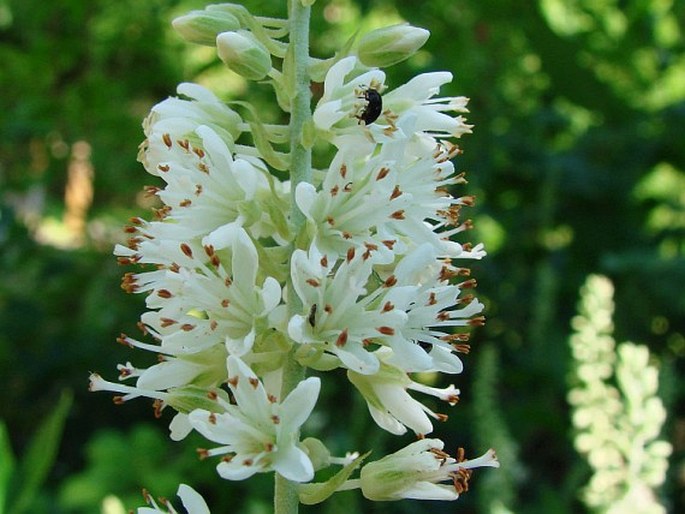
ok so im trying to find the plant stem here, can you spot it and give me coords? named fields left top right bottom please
left=275, top=1, right=311, bottom=514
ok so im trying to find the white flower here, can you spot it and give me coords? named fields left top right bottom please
left=93, top=227, right=282, bottom=422
left=138, top=483, right=210, bottom=514
left=313, top=56, right=386, bottom=129
left=360, top=438, right=499, bottom=501
left=140, top=83, right=243, bottom=175
left=129, top=124, right=289, bottom=246
left=188, top=356, right=321, bottom=482
left=348, top=354, right=460, bottom=436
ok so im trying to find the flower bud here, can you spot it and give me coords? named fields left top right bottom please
left=172, top=9, right=240, bottom=46
left=216, top=30, right=272, bottom=80
left=358, top=24, right=430, bottom=67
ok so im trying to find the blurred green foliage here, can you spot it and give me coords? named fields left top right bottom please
left=0, top=0, right=683, bottom=512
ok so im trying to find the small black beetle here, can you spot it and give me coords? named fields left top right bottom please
left=357, top=87, right=383, bottom=125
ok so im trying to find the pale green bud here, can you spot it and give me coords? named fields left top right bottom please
left=358, top=24, right=430, bottom=67
left=172, top=9, right=240, bottom=46
left=216, top=30, right=272, bottom=80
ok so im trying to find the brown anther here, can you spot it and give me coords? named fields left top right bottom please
left=168, top=263, right=181, bottom=273
left=267, top=394, right=278, bottom=403
left=427, top=292, right=437, bottom=306
left=157, top=289, right=173, bottom=299
left=468, top=316, right=486, bottom=327
left=195, top=184, right=203, bottom=196
left=324, top=304, right=333, bottom=314
left=382, top=239, right=396, bottom=250
left=437, top=311, right=450, bottom=322
left=342, top=231, right=352, bottom=239
left=383, top=275, right=397, bottom=287
left=160, top=317, right=176, bottom=328
left=178, top=139, right=190, bottom=151
left=198, top=162, right=209, bottom=173
left=207, top=390, right=218, bottom=400
left=243, top=458, right=254, bottom=466
left=346, top=247, right=356, bottom=262
left=208, top=413, right=217, bottom=424
left=193, top=147, right=205, bottom=159
left=390, top=210, right=405, bottom=220
left=116, top=334, right=132, bottom=347
left=180, top=323, right=195, bottom=332
left=158, top=164, right=170, bottom=173
left=456, top=447, right=466, bottom=462
left=248, top=377, right=259, bottom=389
left=446, top=393, right=460, bottom=406
left=306, top=278, right=320, bottom=287
left=389, top=185, right=402, bottom=200
left=179, top=199, right=192, bottom=207
left=430, top=447, right=451, bottom=461
left=459, top=219, right=474, bottom=231
left=144, top=185, right=160, bottom=197
left=453, top=343, right=471, bottom=354
left=265, top=443, right=274, bottom=452
left=204, top=244, right=215, bottom=257
left=228, top=376, right=239, bottom=388
left=435, top=413, right=449, bottom=422
left=221, top=454, right=234, bottom=463
left=180, top=243, right=193, bottom=258
left=153, top=399, right=163, bottom=418
left=221, top=299, right=230, bottom=308
left=336, top=329, right=349, bottom=347
left=320, top=255, right=328, bottom=268
left=162, top=133, right=172, bottom=148
left=210, top=320, right=218, bottom=331
left=137, top=321, right=148, bottom=336
left=123, top=225, right=138, bottom=234
left=326, top=216, right=335, bottom=225
left=461, top=242, right=473, bottom=252
left=197, top=448, right=210, bottom=460
left=376, top=326, right=395, bottom=335
left=340, top=163, right=347, bottom=178
left=330, top=185, right=339, bottom=196
left=271, top=415, right=281, bottom=425
left=376, top=166, right=390, bottom=180
left=118, top=367, right=132, bottom=378
left=224, top=277, right=232, bottom=287
left=362, top=338, right=374, bottom=347
left=382, top=301, right=394, bottom=313
left=457, top=294, right=475, bottom=305
left=460, top=195, right=476, bottom=207
left=460, top=278, right=477, bottom=289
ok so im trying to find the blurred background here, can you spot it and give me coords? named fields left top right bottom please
left=1, top=0, right=683, bottom=512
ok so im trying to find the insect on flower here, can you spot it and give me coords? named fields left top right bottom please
left=308, top=303, right=317, bottom=327
left=357, top=87, right=383, bottom=125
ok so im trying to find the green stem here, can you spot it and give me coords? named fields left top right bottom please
left=275, top=1, right=311, bottom=514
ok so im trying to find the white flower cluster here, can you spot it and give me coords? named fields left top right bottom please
left=91, top=5, right=497, bottom=505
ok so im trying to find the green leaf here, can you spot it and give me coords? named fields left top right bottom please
left=8, top=390, right=73, bottom=514
left=298, top=451, right=369, bottom=505
left=0, top=422, right=16, bottom=513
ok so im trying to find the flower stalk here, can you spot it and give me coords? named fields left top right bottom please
left=277, top=1, right=313, bottom=513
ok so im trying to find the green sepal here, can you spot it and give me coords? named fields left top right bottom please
left=230, top=101, right=291, bottom=171
left=298, top=451, right=370, bottom=505
left=301, top=119, right=316, bottom=149
left=295, top=344, right=341, bottom=372
left=166, top=385, right=230, bottom=414
left=208, top=4, right=288, bottom=58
